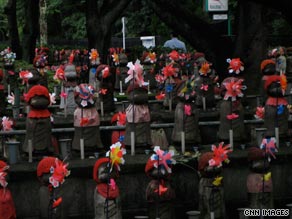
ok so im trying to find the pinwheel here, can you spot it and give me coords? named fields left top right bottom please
left=223, top=78, right=244, bottom=101
left=19, top=70, right=33, bottom=84
left=208, top=142, right=232, bottom=167
left=49, top=158, right=70, bottom=188
left=2, top=116, right=13, bottom=131
left=106, top=142, right=126, bottom=171
left=125, top=60, right=145, bottom=86
left=260, top=137, right=278, bottom=159
left=150, top=146, right=176, bottom=173
left=227, top=58, right=244, bottom=74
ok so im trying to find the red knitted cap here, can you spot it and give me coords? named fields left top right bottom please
left=37, top=157, right=60, bottom=177
left=93, top=157, right=119, bottom=183
left=198, top=152, right=214, bottom=171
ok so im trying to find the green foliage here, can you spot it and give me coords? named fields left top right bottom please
left=62, top=13, right=86, bottom=40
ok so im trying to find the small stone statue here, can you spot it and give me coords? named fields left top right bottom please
left=145, top=146, right=176, bottom=219
left=262, top=59, right=289, bottom=139
left=218, top=58, right=246, bottom=147
left=198, top=143, right=231, bottom=219
left=124, top=60, right=152, bottom=151
left=37, top=156, right=70, bottom=219
left=246, top=146, right=274, bottom=209
left=93, top=142, right=125, bottom=219
left=23, top=84, right=53, bottom=155
left=72, top=83, right=103, bottom=155
left=171, top=79, right=201, bottom=150
left=0, top=160, right=16, bottom=219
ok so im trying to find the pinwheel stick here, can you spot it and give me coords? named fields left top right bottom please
left=229, top=101, right=234, bottom=150
left=100, top=101, right=104, bottom=117
left=181, top=131, right=186, bottom=154
left=119, top=80, right=124, bottom=95
left=169, top=95, right=172, bottom=112
left=275, top=127, right=279, bottom=149
left=148, top=80, right=151, bottom=94
left=28, top=139, right=33, bottom=163
left=202, top=96, right=206, bottom=111
left=80, top=108, right=85, bottom=160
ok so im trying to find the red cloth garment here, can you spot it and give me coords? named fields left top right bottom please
left=97, top=183, right=120, bottom=199
left=266, top=97, right=288, bottom=106
left=28, top=109, right=51, bottom=118
left=0, top=188, right=16, bottom=219
left=111, top=131, right=125, bottom=148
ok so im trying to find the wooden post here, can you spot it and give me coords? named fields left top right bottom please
left=28, top=139, right=33, bottom=163
left=131, top=131, right=135, bottom=156
left=181, top=131, right=185, bottom=154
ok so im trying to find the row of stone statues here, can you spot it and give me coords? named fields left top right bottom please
left=0, top=140, right=278, bottom=219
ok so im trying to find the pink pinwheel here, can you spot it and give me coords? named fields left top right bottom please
left=223, top=79, right=244, bottom=101
left=2, top=117, right=13, bottom=131
left=60, top=92, right=68, bottom=99
left=260, top=137, right=278, bottom=159
left=102, top=66, right=110, bottom=78
left=226, top=113, right=239, bottom=120
left=99, top=88, right=107, bottom=95
left=110, top=178, right=117, bottom=190
left=49, top=159, right=70, bottom=188
left=209, top=142, right=232, bottom=167
left=200, top=84, right=209, bottom=91
left=53, top=67, right=66, bottom=82
left=150, top=146, right=176, bottom=173
left=155, top=92, right=166, bottom=100
left=227, top=58, right=244, bottom=74
left=254, top=106, right=265, bottom=120
left=162, top=64, right=176, bottom=78
left=7, top=93, right=15, bottom=105
left=155, top=74, right=165, bottom=84
left=184, top=104, right=191, bottom=116
left=125, top=60, right=145, bottom=86
left=19, top=70, right=33, bottom=84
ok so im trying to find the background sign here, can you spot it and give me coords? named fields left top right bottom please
left=207, top=0, right=228, bottom=11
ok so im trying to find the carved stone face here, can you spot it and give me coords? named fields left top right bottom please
left=149, top=166, right=170, bottom=179
left=202, top=166, right=222, bottom=178
left=250, top=160, right=270, bottom=173
left=39, top=173, right=51, bottom=186
left=97, top=163, right=118, bottom=183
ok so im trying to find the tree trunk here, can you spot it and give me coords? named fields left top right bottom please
left=234, top=0, right=268, bottom=95
left=22, top=0, right=39, bottom=63
left=39, top=0, right=47, bottom=46
left=85, top=0, right=132, bottom=63
left=4, top=0, right=21, bottom=59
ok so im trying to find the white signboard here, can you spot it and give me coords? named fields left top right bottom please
left=213, top=14, right=228, bottom=20
left=207, top=0, right=228, bottom=11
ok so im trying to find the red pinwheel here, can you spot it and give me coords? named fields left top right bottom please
left=49, top=159, right=70, bottom=188
left=162, top=64, right=176, bottom=78
left=227, top=58, right=244, bottom=74
left=19, top=70, right=33, bottom=84
left=168, top=50, right=179, bottom=61
left=208, top=142, right=232, bottom=167
left=223, top=78, right=244, bottom=101
left=154, top=183, right=168, bottom=196
left=155, top=92, right=166, bottom=100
